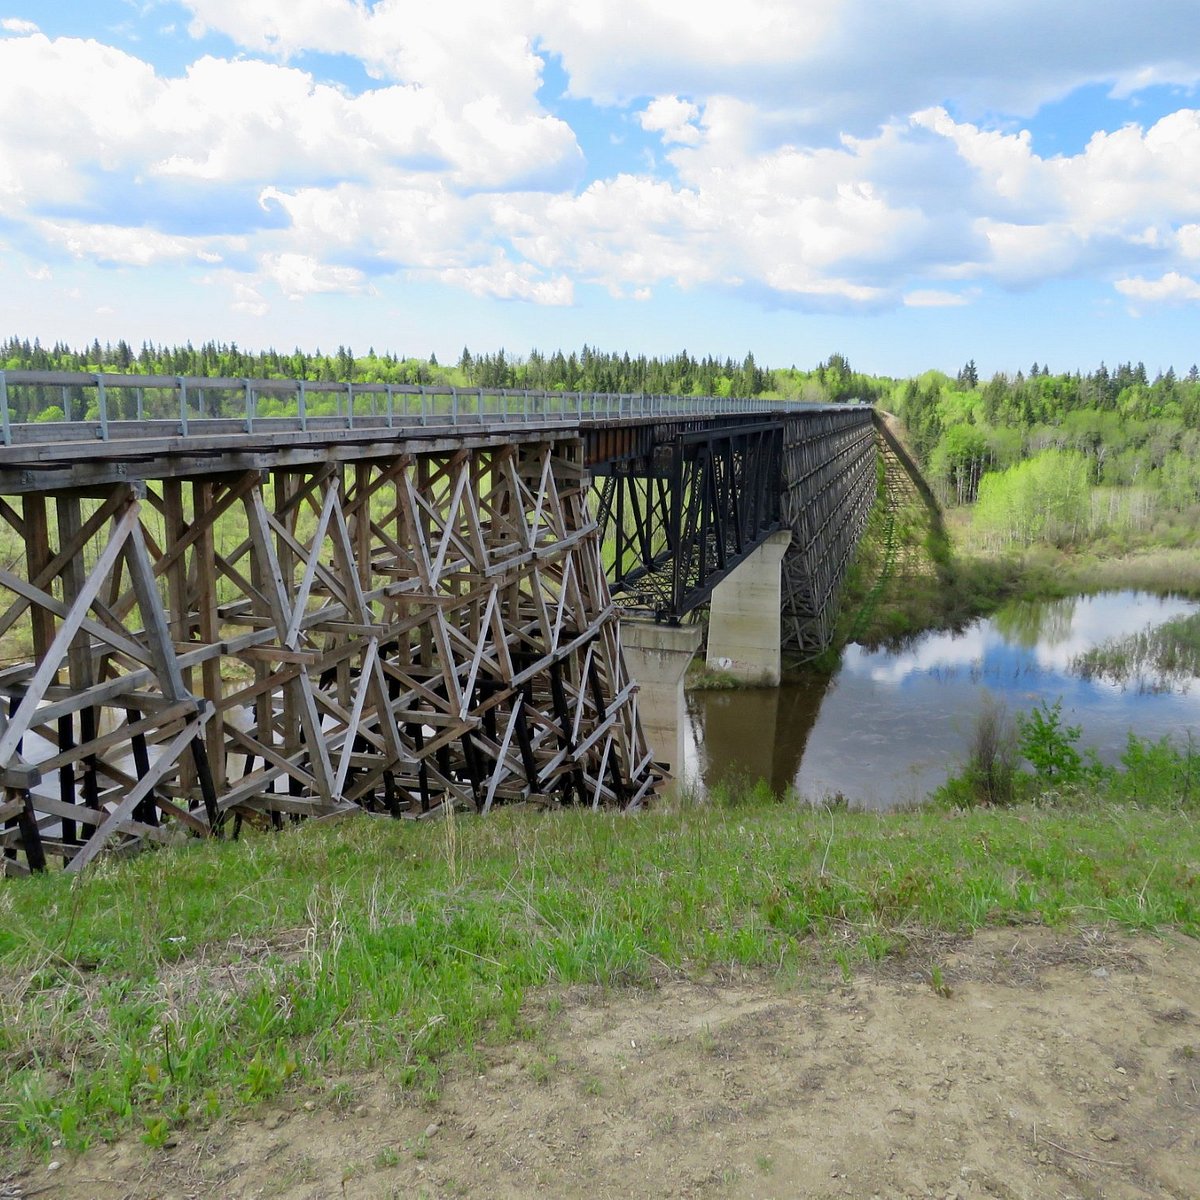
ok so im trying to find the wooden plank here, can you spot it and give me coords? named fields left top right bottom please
left=570, top=709, right=619, bottom=762
left=272, top=470, right=301, bottom=830
left=217, top=769, right=313, bottom=812
left=0, top=495, right=25, bottom=539
left=283, top=482, right=338, bottom=647
left=0, top=567, right=153, bottom=667
left=332, top=638, right=378, bottom=799
left=125, top=521, right=195, bottom=704
left=571, top=641, right=597, bottom=745
left=459, top=586, right=497, bottom=721
left=14, top=789, right=47, bottom=872
left=19, top=672, right=181, bottom=726
left=0, top=796, right=26, bottom=823
left=66, top=719, right=203, bottom=872
left=244, top=484, right=337, bottom=799
left=0, top=503, right=138, bottom=764
left=127, top=515, right=218, bottom=827
left=149, top=794, right=210, bottom=834
left=14, top=793, right=105, bottom=829
left=22, top=701, right=194, bottom=775
left=238, top=645, right=324, bottom=665
left=19, top=495, right=57, bottom=655
left=229, top=795, right=345, bottom=817
left=591, top=735, right=614, bottom=810
left=481, top=700, right=524, bottom=814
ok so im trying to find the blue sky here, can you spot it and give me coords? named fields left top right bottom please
left=5, top=2, right=1200, bottom=377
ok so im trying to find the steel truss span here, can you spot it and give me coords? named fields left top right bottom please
left=780, top=411, right=879, bottom=656
left=590, top=421, right=784, bottom=618
left=586, top=412, right=876, bottom=654
left=0, top=441, right=656, bottom=874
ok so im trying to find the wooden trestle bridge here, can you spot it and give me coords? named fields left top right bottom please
left=0, top=373, right=875, bottom=873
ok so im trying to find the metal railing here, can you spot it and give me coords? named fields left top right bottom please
left=0, top=370, right=855, bottom=446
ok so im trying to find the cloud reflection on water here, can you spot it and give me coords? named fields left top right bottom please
left=686, top=591, right=1200, bottom=809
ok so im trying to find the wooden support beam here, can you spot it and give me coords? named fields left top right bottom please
left=0, top=432, right=663, bottom=868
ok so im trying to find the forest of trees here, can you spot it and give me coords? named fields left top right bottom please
left=890, top=360, right=1200, bottom=548
left=0, top=337, right=894, bottom=404
left=1, top=337, right=781, bottom=398
left=5, top=335, right=1197, bottom=548
left=1, top=336, right=445, bottom=387
left=456, top=345, right=778, bottom=397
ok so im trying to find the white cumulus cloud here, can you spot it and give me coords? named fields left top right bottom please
left=10, top=0, right=1200, bottom=331
left=1115, top=271, right=1200, bottom=303
left=639, top=96, right=703, bottom=145
left=36, top=220, right=235, bottom=267
left=432, top=262, right=574, bottom=306
left=260, top=252, right=370, bottom=300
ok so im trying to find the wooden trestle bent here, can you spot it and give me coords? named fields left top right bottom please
left=0, top=438, right=657, bottom=873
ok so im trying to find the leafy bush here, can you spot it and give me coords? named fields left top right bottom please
left=936, top=697, right=1126, bottom=809
left=973, top=450, right=1091, bottom=548
left=1016, top=699, right=1080, bottom=783
left=1015, top=699, right=1105, bottom=790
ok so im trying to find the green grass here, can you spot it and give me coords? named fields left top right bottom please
left=1, top=797, right=1197, bottom=1165
left=684, top=660, right=745, bottom=690
left=946, top=508, right=1200, bottom=600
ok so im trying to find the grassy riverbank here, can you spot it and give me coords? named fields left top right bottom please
left=2, top=797, right=1197, bottom=1165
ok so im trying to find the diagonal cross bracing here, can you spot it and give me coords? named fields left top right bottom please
left=0, top=375, right=879, bottom=872
left=0, top=440, right=658, bottom=872
left=779, top=410, right=879, bottom=657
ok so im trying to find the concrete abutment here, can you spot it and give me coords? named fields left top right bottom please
left=619, top=620, right=704, bottom=781
left=704, top=529, right=792, bottom=687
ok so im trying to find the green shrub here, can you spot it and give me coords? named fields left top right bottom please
left=965, top=694, right=1019, bottom=805
left=1015, top=699, right=1105, bottom=790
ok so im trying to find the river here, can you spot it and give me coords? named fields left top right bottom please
left=682, top=591, right=1200, bottom=808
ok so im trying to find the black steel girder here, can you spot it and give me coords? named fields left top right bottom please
left=590, top=419, right=783, bottom=619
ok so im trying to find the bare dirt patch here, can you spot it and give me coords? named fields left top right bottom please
left=15, top=928, right=1200, bottom=1200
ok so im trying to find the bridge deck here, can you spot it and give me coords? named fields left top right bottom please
left=0, top=370, right=858, bottom=492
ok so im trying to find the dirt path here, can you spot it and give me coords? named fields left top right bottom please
left=18, top=928, right=1200, bottom=1200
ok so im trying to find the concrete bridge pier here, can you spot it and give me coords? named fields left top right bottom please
left=705, top=530, right=792, bottom=687
left=620, top=620, right=704, bottom=782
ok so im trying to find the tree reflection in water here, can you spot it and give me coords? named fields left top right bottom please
left=1072, top=611, right=1200, bottom=693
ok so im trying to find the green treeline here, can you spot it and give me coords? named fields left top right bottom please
left=0, top=337, right=892, bottom=403
left=889, top=360, right=1200, bottom=548
left=8, top=336, right=1198, bottom=545
left=3, top=335, right=445, bottom=387
left=457, top=345, right=777, bottom=396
